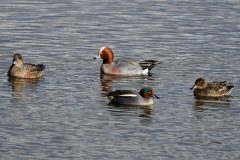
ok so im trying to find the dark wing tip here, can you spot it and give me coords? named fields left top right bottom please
left=37, top=64, right=45, bottom=71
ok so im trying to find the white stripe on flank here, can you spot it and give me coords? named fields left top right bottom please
left=119, top=94, right=137, bottom=97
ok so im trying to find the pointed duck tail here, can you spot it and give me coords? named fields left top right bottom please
left=139, top=60, right=162, bottom=71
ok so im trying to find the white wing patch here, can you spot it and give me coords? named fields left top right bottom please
left=119, top=94, right=138, bottom=97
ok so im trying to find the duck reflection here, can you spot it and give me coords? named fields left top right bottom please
left=108, top=104, right=153, bottom=123
left=193, top=96, right=231, bottom=109
left=8, top=77, right=41, bottom=100
left=100, top=74, right=120, bottom=96
left=100, top=74, right=151, bottom=97
left=139, top=105, right=153, bottom=118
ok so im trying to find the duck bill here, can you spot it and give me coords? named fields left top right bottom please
left=153, top=94, right=160, bottom=99
left=190, top=85, right=196, bottom=90
left=93, top=56, right=99, bottom=60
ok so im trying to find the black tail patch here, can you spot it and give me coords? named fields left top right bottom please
left=139, top=60, right=162, bottom=71
left=227, top=84, right=234, bottom=90
left=36, top=64, right=45, bottom=71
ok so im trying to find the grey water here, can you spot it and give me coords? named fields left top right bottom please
left=0, top=0, right=240, bottom=159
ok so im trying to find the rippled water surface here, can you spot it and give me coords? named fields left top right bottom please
left=0, top=0, right=240, bottom=159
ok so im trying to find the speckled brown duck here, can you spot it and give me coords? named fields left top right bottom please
left=8, top=53, right=45, bottom=79
left=190, top=78, right=234, bottom=97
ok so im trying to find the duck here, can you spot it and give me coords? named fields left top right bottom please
left=8, top=53, right=45, bottom=79
left=107, top=87, right=159, bottom=106
left=95, top=47, right=161, bottom=76
left=190, top=77, right=234, bottom=97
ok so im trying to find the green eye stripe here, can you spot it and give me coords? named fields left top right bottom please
left=142, top=87, right=151, bottom=93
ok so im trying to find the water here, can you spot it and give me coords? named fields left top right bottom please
left=0, top=0, right=240, bottom=159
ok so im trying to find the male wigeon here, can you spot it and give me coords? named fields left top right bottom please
left=107, top=87, right=159, bottom=106
left=190, top=77, right=234, bottom=97
left=96, top=47, right=161, bottom=76
left=8, top=53, right=45, bottom=79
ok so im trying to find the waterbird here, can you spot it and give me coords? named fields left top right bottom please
left=107, top=87, right=159, bottom=106
left=95, top=47, right=161, bottom=76
left=190, top=77, right=234, bottom=97
left=8, top=53, right=45, bottom=79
